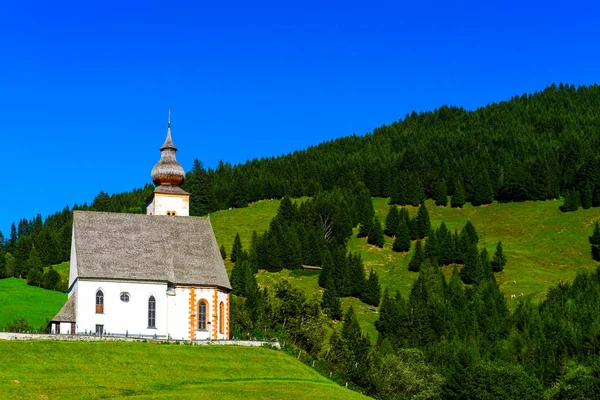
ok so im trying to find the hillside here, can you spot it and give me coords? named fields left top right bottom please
left=0, top=341, right=367, bottom=399
left=208, top=197, right=600, bottom=339
left=0, top=278, right=66, bottom=329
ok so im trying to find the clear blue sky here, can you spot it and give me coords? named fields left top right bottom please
left=1, top=0, right=599, bottom=236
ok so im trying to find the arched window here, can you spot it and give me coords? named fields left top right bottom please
left=148, top=296, right=156, bottom=328
left=219, top=302, right=224, bottom=334
left=96, top=290, right=104, bottom=314
left=198, top=300, right=208, bottom=330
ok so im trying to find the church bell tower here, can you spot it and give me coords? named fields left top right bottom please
left=146, top=110, right=190, bottom=216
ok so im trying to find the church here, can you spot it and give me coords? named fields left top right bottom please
left=50, top=117, right=231, bottom=340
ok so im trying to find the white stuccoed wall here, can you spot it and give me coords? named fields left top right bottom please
left=74, top=280, right=229, bottom=340
left=146, top=194, right=189, bottom=216
left=76, top=280, right=168, bottom=337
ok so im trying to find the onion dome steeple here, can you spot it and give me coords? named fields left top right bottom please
left=151, top=109, right=186, bottom=188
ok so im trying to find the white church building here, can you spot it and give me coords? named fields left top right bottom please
left=50, top=117, right=232, bottom=341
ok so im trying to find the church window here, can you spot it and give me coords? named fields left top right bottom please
left=219, top=302, right=224, bottom=334
left=120, top=292, right=130, bottom=302
left=96, top=290, right=104, bottom=314
left=198, top=300, right=208, bottom=330
left=148, top=296, right=156, bottom=328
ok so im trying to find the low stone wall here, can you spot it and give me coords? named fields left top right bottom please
left=0, top=332, right=280, bottom=348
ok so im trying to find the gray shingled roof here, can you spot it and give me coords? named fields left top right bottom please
left=51, top=293, right=76, bottom=322
left=72, top=211, right=231, bottom=290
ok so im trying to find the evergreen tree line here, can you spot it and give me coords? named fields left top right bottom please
left=227, top=186, right=382, bottom=311
left=179, top=84, right=600, bottom=214
left=383, top=203, right=431, bottom=253
left=373, top=263, right=600, bottom=398
left=590, top=221, right=600, bottom=261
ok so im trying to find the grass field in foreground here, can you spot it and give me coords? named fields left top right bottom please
left=0, top=341, right=368, bottom=399
left=0, top=278, right=66, bottom=329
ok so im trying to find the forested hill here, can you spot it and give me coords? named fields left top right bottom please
left=205, top=82, right=600, bottom=209
left=2, top=83, right=600, bottom=277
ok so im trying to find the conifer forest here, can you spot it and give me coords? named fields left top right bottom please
left=2, top=84, right=600, bottom=398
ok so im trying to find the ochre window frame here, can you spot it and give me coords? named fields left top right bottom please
left=219, top=301, right=224, bottom=334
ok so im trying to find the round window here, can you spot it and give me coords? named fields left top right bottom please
left=120, top=292, right=130, bottom=302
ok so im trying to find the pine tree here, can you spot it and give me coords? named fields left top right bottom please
left=392, top=219, right=411, bottom=252
left=390, top=173, right=409, bottom=206
left=356, top=185, right=375, bottom=238
left=230, top=232, right=243, bottom=263
left=26, top=246, right=44, bottom=286
left=362, top=268, right=381, bottom=306
left=424, top=230, right=438, bottom=265
left=459, top=243, right=482, bottom=285
left=182, top=159, right=212, bottom=216
left=220, top=244, right=227, bottom=260
left=480, top=247, right=493, bottom=279
left=384, top=206, right=400, bottom=237
left=322, top=275, right=342, bottom=320
left=590, top=223, right=600, bottom=262
left=416, top=203, right=431, bottom=239
left=0, top=250, right=5, bottom=278
left=230, top=259, right=248, bottom=296
left=43, top=266, right=61, bottom=290
left=473, top=170, right=494, bottom=206
left=347, top=253, right=367, bottom=297
left=463, top=220, right=479, bottom=244
left=408, top=216, right=418, bottom=240
left=436, top=222, right=453, bottom=265
left=367, top=217, right=385, bottom=248
left=9, top=223, right=17, bottom=251
left=582, top=183, right=593, bottom=209
left=277, top=196, right=296, bottom=223
left=318, top=250, right=334, bottom=288
left=590, top=222, right=600, bottom=245
left=451, top=180, right=466, bottom=208
left=408, top=239, right=424, bottom=272
left=435, top=179, right=448, bottom=207
left=561, top=190, right=580, bottom=212
left=358, top=220, right=371, bottom=238
left=491, top=241, right=507, bottom=272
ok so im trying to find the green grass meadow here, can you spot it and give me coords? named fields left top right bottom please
left=209, top=197, right=600, bottom=339
left=0, top=278, right=66, bottom=329
left=0, top=341, right=368, bottom=399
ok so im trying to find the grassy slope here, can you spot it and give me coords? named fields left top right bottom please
left=44, top=261, right=70, bottom=281
left=210, top=198, right=600, bottom=340
left=0, top=278, right=66, bottom=329
left=0, top=341, right=368, bottom=399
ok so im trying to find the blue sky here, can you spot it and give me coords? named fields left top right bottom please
left=1, top=0, right=599, bottom=235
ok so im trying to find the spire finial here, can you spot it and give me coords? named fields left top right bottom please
left=168, top=107, right=171, bottom=128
